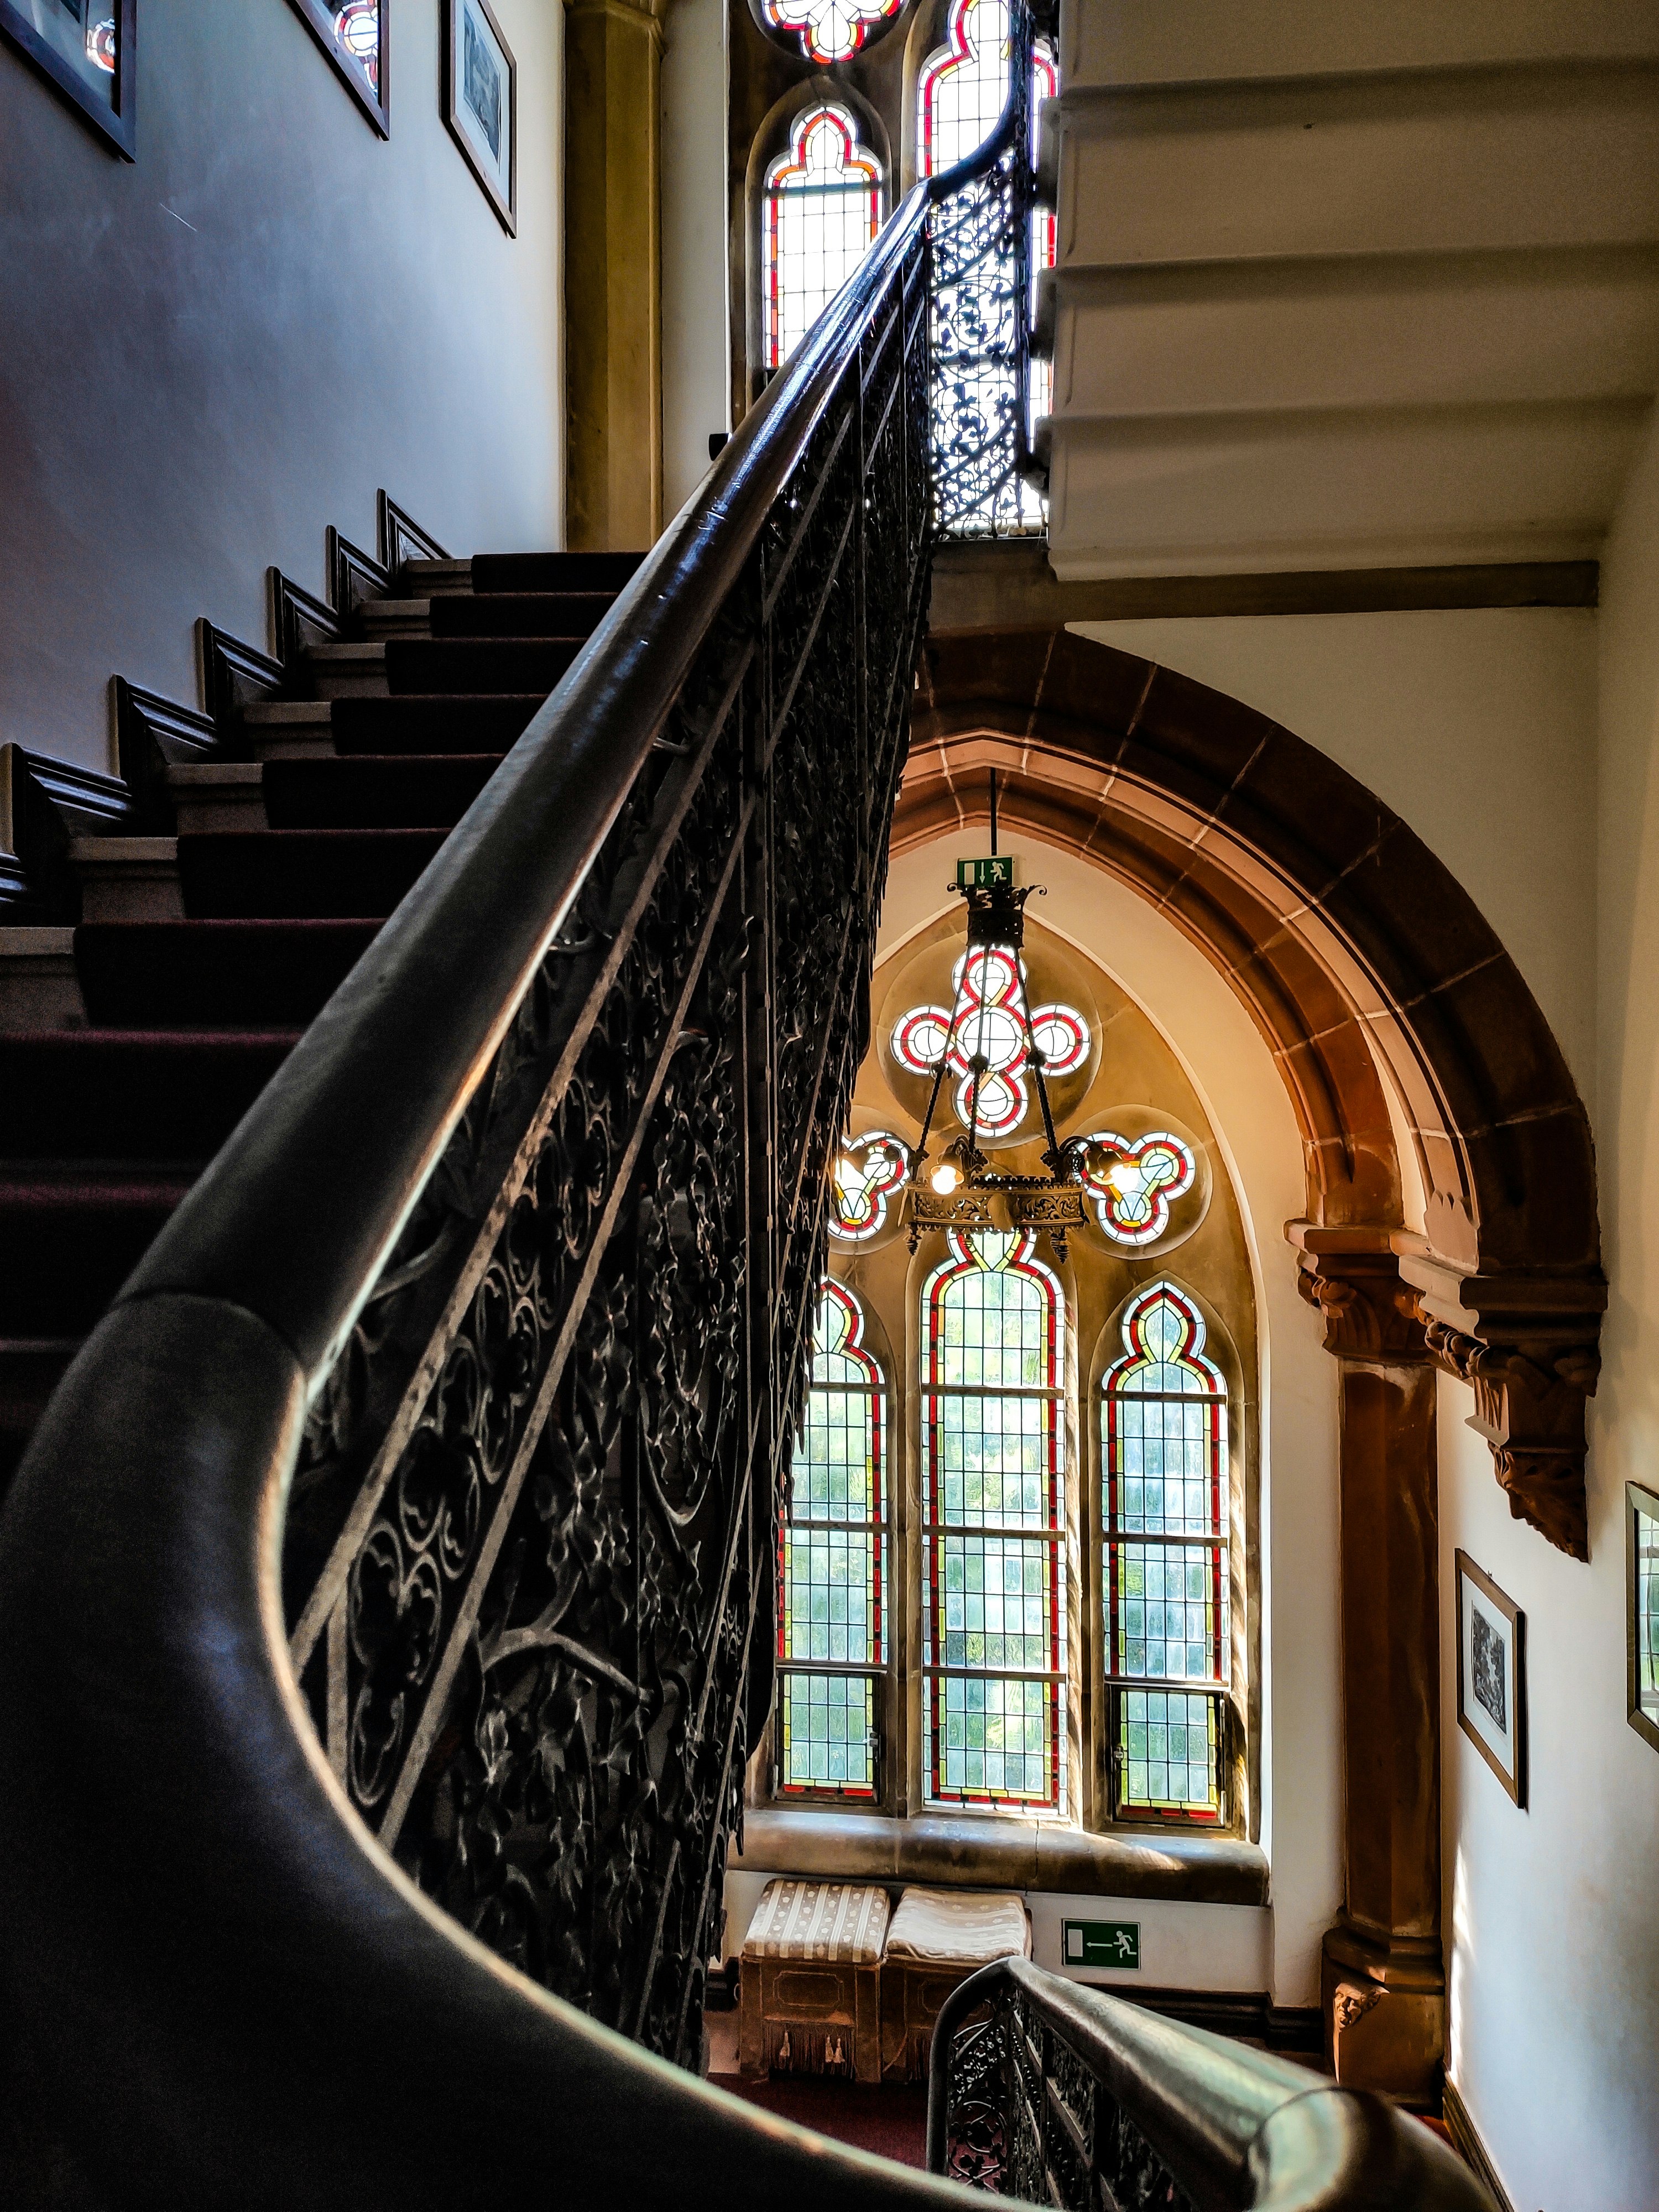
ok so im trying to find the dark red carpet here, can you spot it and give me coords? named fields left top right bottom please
left=708, top=2076, right=928, bottom=2168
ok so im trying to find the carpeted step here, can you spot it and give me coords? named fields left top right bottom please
left=425, top=592, right=615, bottom=641
left=262, top=756, right=504, bottom=831
left=0, top=1030, right=298, bottom=1159
left=470, top=551, right=646, bottom=595
left=76, top=920, right=381, bottom=1027
left=296, top=696, right=544, bottom=755
left=383, top=638, right=583, bottom=697
left=0, top=1171, right=196, bottom=1333
left=178, top=830, right=446, bottom=920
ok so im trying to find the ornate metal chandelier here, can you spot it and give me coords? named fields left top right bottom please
left=836, top=774, right=1135, bottom=1261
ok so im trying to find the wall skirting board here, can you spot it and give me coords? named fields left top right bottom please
left=0, top=492, right=444, bottom=921
left=1441, top=2080, right=1516, bottom=2212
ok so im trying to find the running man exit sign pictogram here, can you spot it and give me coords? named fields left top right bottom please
left=1063, top=1920, right=1140, bottom=1969
left=955, top=855, right=1014, bottom=888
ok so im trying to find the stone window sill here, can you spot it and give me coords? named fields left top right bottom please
left=732, top=1808, right=1268, bottom=1906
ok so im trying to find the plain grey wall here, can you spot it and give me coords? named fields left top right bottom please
left=0, top=0, right=563, bottom=777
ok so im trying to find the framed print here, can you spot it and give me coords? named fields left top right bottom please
left=444, top=0, right=516, bottom=236
left=1626, top=1483, right=1659, bottom=1755
left=0, top=0, right=135, bottom=159
left=288, top=0, right=388, bottom=137
left=1455, top=1551, right=1527, bottom=1807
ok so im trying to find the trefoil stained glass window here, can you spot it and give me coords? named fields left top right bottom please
left=778, top=1282, right=888, bottom=1796
left=922, top=1231, right=1066, bottom=1810
left=763, top=103, right=883, bottom=372
left=1101, top=1285, right=1229, bottom=1822
left=760, top=0, right=902, bottom=65
left=828, top=1133, right=910, bottom=1243
left=1082, top=1131, right=1197, bottom=1248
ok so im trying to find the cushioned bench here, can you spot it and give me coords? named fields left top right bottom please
left=738, top=1878, right=891, bottom=2084
left=880, top=1885, right=1031, bottom=2083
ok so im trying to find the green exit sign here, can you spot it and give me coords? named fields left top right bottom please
left=956, top=855, right=1015, bottom=888
left=1063, top=1919, right=1140, bottom=1970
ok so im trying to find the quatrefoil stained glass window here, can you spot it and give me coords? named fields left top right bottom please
left=760, top=0, right=904, bottom=65
left=763, top=103, right=884, bottom=372
left=891, top=947, right=1089, bottom=1142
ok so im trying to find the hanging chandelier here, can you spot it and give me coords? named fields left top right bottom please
left=832, top=773, right=1137, bottom=1261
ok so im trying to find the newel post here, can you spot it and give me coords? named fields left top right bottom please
left=1288, top=1224, right=1445, bottom=2111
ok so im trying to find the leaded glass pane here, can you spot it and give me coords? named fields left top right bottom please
left=923, top=1231, right=1066, bottom=1812
left=761, top=0, right=901, bottom=65
left=763, top=104, right=882, bottom=371
left=1117, top=1689, right=1219, bottom=1818
left=781, top=1671, right=875, bottom=1792
left=1635, top=1489, right=1659, bottom=1739
left=778, top=1282, right=886, bottom=1797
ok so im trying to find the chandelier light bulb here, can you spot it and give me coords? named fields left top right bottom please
left=931, top=1161, right=961, bottom=1195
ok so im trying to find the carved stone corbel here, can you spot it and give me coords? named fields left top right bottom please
left=1286, top=1225, right=1428, bottom=1364
left=1398, top=1245, right=1605, bottom=1564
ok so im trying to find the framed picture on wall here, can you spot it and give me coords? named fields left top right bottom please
left=0, top=0, right=135, bottom=158
left=287, top=0, right=389, bottom=137
left=1626, top=1482, right=1659, bottom=1755
left=1454, top=1551, right=1527, bottom=1807
left=444, top=0, right=516, bottom=236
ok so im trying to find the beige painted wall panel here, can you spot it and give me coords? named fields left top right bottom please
left=1067, top=608, right=1599, bottom=1110
left=0, top=0, right=564, bottom=779
left=660, top=0, right=730, bottom=521
left=1051, top=250, right=1659, bottom=419
left=1055, top=70, right=1659, bottom=269
left=1047, top=398, right=1646, bottom=576
left=1065, top=0, right=1659, bottom=91
left=875, top=839, right=1342, bottom=2008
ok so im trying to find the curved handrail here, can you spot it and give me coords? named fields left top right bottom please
left=0, top=84, right=1038, bottom=2212
left=927, top=1959, right=1493, bottom=2212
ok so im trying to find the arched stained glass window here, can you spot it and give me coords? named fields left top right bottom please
left=922, top=1230, right=1066, bottom=1810
left=1101, top=1284, right=1229, bottom=1822
left=761, top=0, right=902, bottom=65
left=778, top=1281, right=888, bottom=1796
left=763, top=103, right=884, bottom=372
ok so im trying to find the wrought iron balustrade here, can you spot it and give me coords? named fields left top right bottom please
left=928, top=1958, right=1492, bottom=2212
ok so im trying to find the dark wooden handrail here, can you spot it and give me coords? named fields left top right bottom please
left=927, top=1959, right=1494, bottom=2211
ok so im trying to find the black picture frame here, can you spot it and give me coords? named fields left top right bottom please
left=1454, top=1550, right=1527, bottom=1808
left=1626, top=1481, right=1659, bottom=1755
left=443, top=0, right=516, bottom=236
left=0, top=0, right=136, bottom=159
left=287, top=0, right=388, bottom=137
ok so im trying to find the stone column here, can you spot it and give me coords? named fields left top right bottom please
left=1289, top=1226, right=1445, bottom=2110
left=563, top=0, right=666, bottom=551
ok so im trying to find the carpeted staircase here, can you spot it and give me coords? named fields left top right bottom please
left=0, top=547, right=642, bottom=1495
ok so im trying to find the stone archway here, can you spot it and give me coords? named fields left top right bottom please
left=901, top=623, right=1605, bottom=2103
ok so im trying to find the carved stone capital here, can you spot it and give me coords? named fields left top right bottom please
left=1399, top=1244, right=1605, bottom=1564
left=1285, top=1224, right=1427, bottom=1363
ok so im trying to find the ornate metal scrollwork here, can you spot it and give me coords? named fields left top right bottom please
left=279, top=229, right=932, bottom=2073
left=943, top=1985, right=1197, bottom=2212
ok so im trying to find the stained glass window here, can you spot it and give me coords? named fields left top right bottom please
left=922, top=1232, right=1066, bottom=1810
left=828, top=1131, right=910, bottom=1244
left=917, top=0, right=1060, bottom=473
left=335, top=0, right=382, bottom=93
left=891, top=948, right=1088, bottom=1142
left=1631, top=1484, right=1659, bottom=1747
left=1101, top=1285, right=1229, bottom=1821
left=761, top=0, right=902, bottom=65
left=1082, top=1131, right=1197, bottom=1248
left=778, top=1282, right=888, bottom=1796
left=763, top=104, right=883, bottom=372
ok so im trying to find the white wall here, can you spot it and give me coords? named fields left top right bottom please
left=864, top=837, right=1343, bottom=2010
left=1432, top=403, right=1659, bottom=2210
left=0, top=0, right=563, bottom=779
left=1071, top=611, right=1599, bottom=1108
left=660, top=0, right=729, bottom=524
